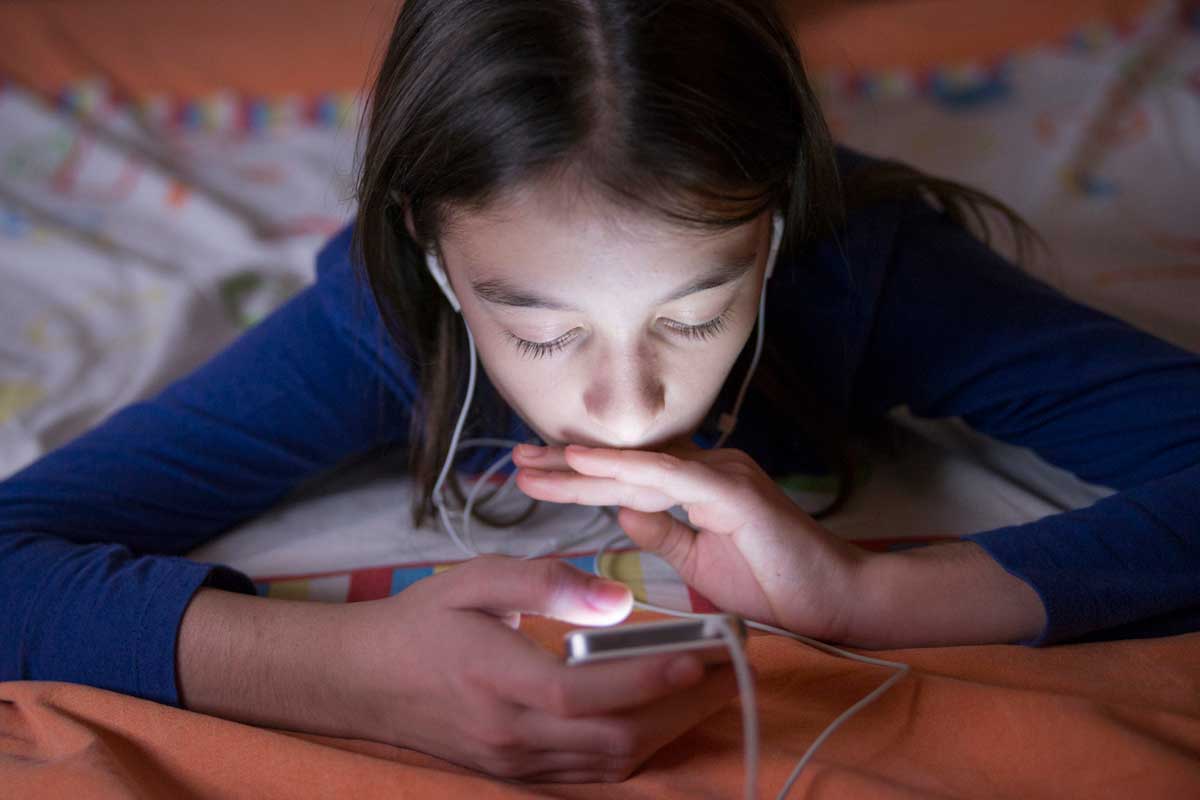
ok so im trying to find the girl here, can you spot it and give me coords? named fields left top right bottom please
left=3, top=0, right=1199, bottom=786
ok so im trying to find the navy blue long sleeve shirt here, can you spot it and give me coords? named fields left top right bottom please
left=3, top=150, right=1199, bottom=708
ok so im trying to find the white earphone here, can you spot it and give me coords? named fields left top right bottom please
left=425, top=248, right=461, bottom=312
left=764, top=208, right=784, bottom=280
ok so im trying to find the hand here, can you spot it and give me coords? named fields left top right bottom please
left=339, top=555, right=741, bottom=783
left=512, top=443, right=867, bottom=641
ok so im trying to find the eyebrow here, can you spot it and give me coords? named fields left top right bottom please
left=470, top=251, right=759, bottom=311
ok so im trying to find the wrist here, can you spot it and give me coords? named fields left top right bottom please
left=774, top=535, right=873, bottom=643
left=177, top=588, right=358, bottom=736
left=843, top=540, right=1047, bottom=649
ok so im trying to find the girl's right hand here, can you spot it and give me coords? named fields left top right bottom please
left=338, top=555, right=741, bottom=783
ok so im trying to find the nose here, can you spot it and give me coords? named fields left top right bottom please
left=582, top=345, right=666, bottom=447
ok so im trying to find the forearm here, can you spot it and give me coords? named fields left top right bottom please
left=844, top=540, right=1046, bottom=649
left=177, top=588, right=357, bottom=736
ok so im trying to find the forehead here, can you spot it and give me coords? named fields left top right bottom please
left=439, top=180, right=757, bottom=273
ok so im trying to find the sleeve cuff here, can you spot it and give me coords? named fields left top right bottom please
left=136, top=559, right=256, bottom=707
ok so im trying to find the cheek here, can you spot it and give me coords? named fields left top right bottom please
left=470, top=337, right=565, bottom=429
left=704, top=289, right=762, bottom=369
left=668, top=290, right=762, bottom=404
left=672, top=321, right=754, bottom=398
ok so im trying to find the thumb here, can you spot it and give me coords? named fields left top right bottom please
left=449, top=555, right=633, bottom=626
left=617, top=507, right=699, bottom=581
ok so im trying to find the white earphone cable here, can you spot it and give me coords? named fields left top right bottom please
left=431, top=325, right=481, bottom=559
left=716, top=616, right=761, bottom=800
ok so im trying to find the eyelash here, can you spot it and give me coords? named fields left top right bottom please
left=507, top=309, right=733, bottom=360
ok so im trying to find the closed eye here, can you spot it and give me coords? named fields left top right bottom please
left=661, top=308, right=732, bottom=341
left=505, top=307, right=735, bottom=360
left=505, top=328, right=579, bottom=359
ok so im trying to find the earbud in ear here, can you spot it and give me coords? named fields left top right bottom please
left=425, top=250, right=462, bottom=313
left=764, top=211, right=785, bottom=281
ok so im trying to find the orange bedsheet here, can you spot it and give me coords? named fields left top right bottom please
left=0, top=0, right=1155, bottom=97
left=3, top=609, right=1198, bottom=799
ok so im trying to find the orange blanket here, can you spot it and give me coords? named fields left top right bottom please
left=3, top=609, right=1199, bottom=799
left=0, top=0, right=1155, bottom=97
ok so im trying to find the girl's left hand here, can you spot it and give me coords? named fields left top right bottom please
left=512, top=442, right=867, bottom=641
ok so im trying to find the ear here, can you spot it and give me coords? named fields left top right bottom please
left=389, top=189, right=422, bottom=245
left=403, top=202, right=420, bottom=244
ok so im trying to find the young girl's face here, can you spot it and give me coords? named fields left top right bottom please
left=424, top=182, right=773, bottom=450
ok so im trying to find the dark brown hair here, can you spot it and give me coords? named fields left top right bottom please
left=352, top=0, right=1038, bottom=527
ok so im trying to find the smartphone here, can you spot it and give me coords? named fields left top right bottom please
left=563, top=614, right=746, bottom=666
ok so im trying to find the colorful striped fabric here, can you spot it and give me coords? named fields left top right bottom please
left=45, top=82, right=363, bottom=134
left=249, top=538, right=946, bottom=612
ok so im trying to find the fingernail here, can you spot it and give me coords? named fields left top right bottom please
left=666, top=655, right=703, bottom=688
left=587, top=579, right=630, bottom=612
left=516, top=444, right=543, bottom=459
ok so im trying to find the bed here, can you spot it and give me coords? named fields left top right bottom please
left=2, top=1, right=1198, bottom=797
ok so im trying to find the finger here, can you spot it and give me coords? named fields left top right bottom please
left=511, top=444, right=574, bottom=471
left=448, top=555, right=633, bottom=627
left=518, top=663, right=741, bottom=764
left=441, top=559, right=711, bottom=718
left=452, top=611, right=693, bottom=722
left=617, top=508, right=698, bottom=576
left=516, top=468, right=677, bottom=511
left=562, top=445, right=737, bottom=508
left=528, top=651, right=707, bottom=718
left=494, top=645, right=706, bottom=718
left=513, top=441, right=724, bottom=472
left=614, top=662, right=741, bottom=747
